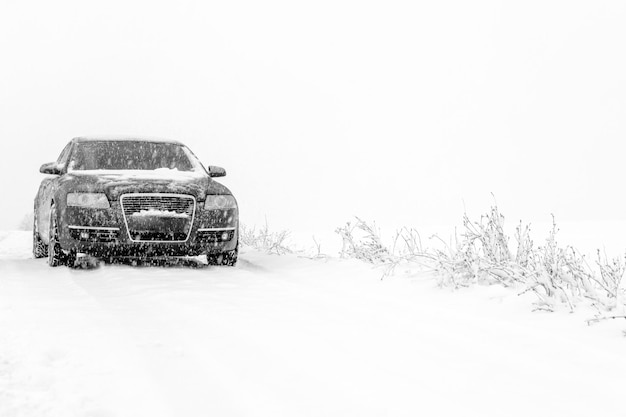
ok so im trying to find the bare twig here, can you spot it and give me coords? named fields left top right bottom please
left=586, top=315, right=626, bottom=326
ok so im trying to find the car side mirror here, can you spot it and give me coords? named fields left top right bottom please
left=207, top=165, right=226, bottom=178
left=40, top=162, right=63, bottom=175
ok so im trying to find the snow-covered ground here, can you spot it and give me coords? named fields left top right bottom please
left=1, top=231, right=625, bottom=417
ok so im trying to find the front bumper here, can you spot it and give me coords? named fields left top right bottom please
left=57, top=203, right=238, bottom=257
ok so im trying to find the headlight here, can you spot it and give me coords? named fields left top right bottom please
left=204, top=195, right=237, bottom=210
left=66, top=193, right=110, bottom=209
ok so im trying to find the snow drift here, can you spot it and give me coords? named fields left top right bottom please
left=1, top=231, right=625, bottom=417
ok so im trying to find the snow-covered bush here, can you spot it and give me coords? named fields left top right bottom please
left=427, top=207, right=525, bottom=288
left=593, top=250, right=626, bottom=310
left=240, top=222, right=292, bottom=255
left=336, top=218, right=390, bottom=264
left=337, top=206, right=626, bottom=314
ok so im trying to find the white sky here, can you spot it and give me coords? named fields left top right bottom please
left=1, top=0, right=625, bottom=244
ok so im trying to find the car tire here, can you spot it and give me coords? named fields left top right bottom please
left=33, top=214, right=48, bottom=259
left=48, top=203, right=76, bottom=268
left=207, top=243, right=238, bottom=266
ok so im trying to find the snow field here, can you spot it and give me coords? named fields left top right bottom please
left=1, top=231, right=626, bottom=417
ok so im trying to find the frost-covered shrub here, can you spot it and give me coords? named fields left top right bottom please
left=337, top=206, right=626, bottom=314
left=336, top=218, right=390, bottom=264
left=593, top=250, right=626, bottom=309
left=240, top=223, right=292, bottom=255
left=402, top=206, right=532, bottom=289
left=428, top=208, right=626, bottom=312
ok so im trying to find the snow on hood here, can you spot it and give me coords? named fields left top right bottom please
left=63, top=168, right=232, bottom=201
left=70, top=168, right=205, bottom=180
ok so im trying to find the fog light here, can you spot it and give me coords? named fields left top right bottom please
left=221, top=232, right=229, bottom=240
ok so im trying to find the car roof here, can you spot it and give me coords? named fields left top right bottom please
left=72, top=136, right=184, bottom=145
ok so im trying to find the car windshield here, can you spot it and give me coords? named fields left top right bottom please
left=68, top=141, right=199, bottom=171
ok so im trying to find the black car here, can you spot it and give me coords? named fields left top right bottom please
left=33, top=137, right=239, bottom=267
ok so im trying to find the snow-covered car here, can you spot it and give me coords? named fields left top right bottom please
left=33, top=137, right=239, bottom=267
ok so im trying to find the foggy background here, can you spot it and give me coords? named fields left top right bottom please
left=1, top=0, right=625, bottom=251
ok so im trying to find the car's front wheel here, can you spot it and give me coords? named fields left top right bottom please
left=48, top=203, right=76, bottom=267
left=207, top=244, right=238, bottom=266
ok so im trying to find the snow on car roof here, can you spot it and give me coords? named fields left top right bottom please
left=72, top=136, right=183, bottom=145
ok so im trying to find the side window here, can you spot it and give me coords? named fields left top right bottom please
left=56, top=142, right=73, bottom=165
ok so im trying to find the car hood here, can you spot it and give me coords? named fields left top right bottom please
left=62, top=169, right=231, bottom=201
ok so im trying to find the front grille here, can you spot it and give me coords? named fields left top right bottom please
left=121, top=195, right=195, bottom=217
left=120, top=194, right=196, bottom=242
